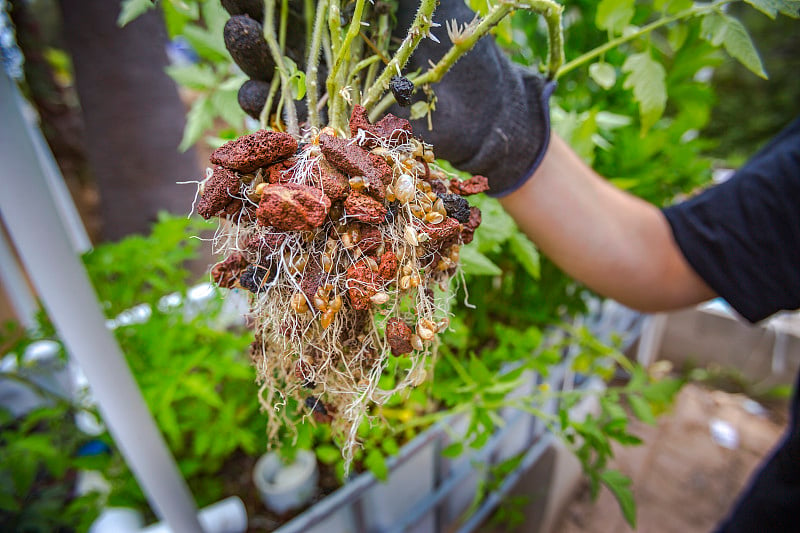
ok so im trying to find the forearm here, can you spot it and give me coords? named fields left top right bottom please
left=500, top=133, right=716, bottom=312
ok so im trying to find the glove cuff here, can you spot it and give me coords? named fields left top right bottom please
left=488, top=80, right=556, bottom=198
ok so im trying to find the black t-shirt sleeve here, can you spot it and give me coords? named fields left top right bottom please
left=662, top=117, right=800, bottom=323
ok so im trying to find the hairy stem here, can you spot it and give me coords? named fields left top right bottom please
left=260, top=75, right=282, bottom=128
left=306, top=0, right=330, bottom=129
left=327, top=0, right=368, bottom=130
left=264, top=0, right=299, bottom=135
left=556, top=0, right=734, bottom=78
left=364, top=14, right=390, bottom=91
left=362, top=0, right=438, bottom=110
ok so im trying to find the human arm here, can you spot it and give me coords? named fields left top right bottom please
left=501, top=133, right=717, bottom=313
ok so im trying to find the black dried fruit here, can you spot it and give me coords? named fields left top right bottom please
left=439, top=193, right=471, bottom=224
left=390, top=75, right=414, bottom=107
left=239, top=264, right=274, bottom=293
left=305, top=396, right=328, bottom=415
left=221, top=0, right=264, bottom=23
left=224, top=15, right=274, bottom=81
left=238, top=79, right=271, bottom=119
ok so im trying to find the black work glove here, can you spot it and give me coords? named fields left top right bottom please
left=395, top=0, right=555, bottom=197
left=221, top=0, right=307, bottom=119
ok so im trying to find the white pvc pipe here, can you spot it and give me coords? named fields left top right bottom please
left=0, top=72, right=204, bottom=532
left=142, top=497, right=248, bottom=533
left=0, top=223, right=39, bottom=329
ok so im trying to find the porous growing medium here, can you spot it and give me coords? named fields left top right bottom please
left=197, top=106, right=485, bottom=469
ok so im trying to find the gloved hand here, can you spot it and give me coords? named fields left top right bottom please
left=221, top=0, right=307, bottom=119
left=394, top=0, right=555, bottom=197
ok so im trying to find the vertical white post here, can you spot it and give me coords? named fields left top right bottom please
left=0, top=73, right=204, bottom=532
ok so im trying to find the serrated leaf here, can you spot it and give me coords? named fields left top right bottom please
left=589, top=62, right=617, bottom=89
left=596, top=0, right=635, bottom=35
left=165, top=64, right=218, bottom=90
left=117, top=0, right=155, bottom=27
left=179, top=96, right=215, bottom=152
left=460, top=246, right=502, bottom=276
left=622, top=52, right=667, bottom=132
left=600, top=469, right=636, bottom=528
left=744, top=0, right=800, bottom=18
left=508, top=232, right=540, bottom=279
left=701, top=13, right=767, bottom=79
left=182, top=25, right=228, bottom=62
left=468, top=354, right=492, bottom=384
left=211, top=89, right=245, bottom=129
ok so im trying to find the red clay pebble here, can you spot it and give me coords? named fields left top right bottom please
left=414, top=217, right=462, bottom=244
left=211, top=253, right=249, bottom=289
left=256, top=183, right=331, bottom=231
left=313, top=160, right=351, bottom=201
left=386, top=318, right=414, bottom=356
left=344, top=191, right=387, bottom=224
left=197, top=166, right=241, bottom=219
left=377, top=251, right=399, bottom=280
left=461, top=207, right=482, bottom=245
left=349, top=105, right=412, bottom=147
left=346, top=260, right=378, bottom=310
left=211, top=130, right=297, bottom=173
left=319, top=134, right=390, bottom=201
left=449, top=175, right=490, bottom=196
left=264, top=158, right=297, bottom=184
left=301, top=256, right=324, bottom=303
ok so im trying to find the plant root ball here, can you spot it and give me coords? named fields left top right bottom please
left=314, top=160, right=351, bottom=202
left=344, top=192, right=387, bottom=224
left=197, top=166, right=241, bottom=219
left=346, top=260, right=378, bottom=310
left=211, top=130, right=297, bottom=173
left=438, top=193, right=471, bottom=224
left=386, top=318, right=414, bottom=356
left=238, top=79, right=270, bottom=119
left=256, top=183, right=331, bottom=231
left=450, top=175, right=490, bottom=196
left=319, top=134, right=390, bottom=200
left=224, top=15, right=274, bottom=81
left=211, top=253, right=250, bottom=289
left=239, top=263, right=274, bottom=293
left=349, top=105, right=412, bottom=147
left=461, top=207, right=482, bottom=245
left=377, top=251, right=399, bottom=280
left=413, top=217, right=461, bottom=244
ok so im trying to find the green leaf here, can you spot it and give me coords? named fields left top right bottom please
left=627, top=394, right=656, bottom=425
left=365, top=449, right=389, bottom=481
left=460, top=246, right=502, bottom=276
left=508, top=232, right=540, bottom=279
left=595, top=0, right=635, bottom=35
left=589, top=62, right=617, bottom=89
left=117, top=0, right=155, bottom=27
left=653, top=0, right=694, bottom=13
left=165, top=64, right=218, bottom=90
left=468, top=354, right=492, bottom=384
left=315, top=445, right=340, bottom=465
left=441, top=441, right=464, bottom=458
left=211, top=89, right=245, bottom=129
left=700, top=13, right=767, bottom=79
left=410, top=101, right=429, bottom=121
left=600, top=469, right=636, bottom=528
left=622, top=52, right=667, bottom=133
left=179, top=96, right=215, bottom=152
left=382, top=438, right=400, bottom=456
left=743, top=0, right=800, bottom=18
left=182, top=25, right=228, bottom=62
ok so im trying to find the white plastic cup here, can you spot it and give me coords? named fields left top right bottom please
left=253, top=450, right=319, bottom=514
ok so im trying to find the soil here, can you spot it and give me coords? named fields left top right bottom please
left=555, top=384, right=788, bottom=533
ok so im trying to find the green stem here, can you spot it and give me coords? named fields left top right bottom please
left=260, top=75, right=281, bottom=128
left=304, top=0, right=314, bottom=51
left=279, top=0, right=289, bottom=52
left=327, top=0, right=368, bottom=130
left=306, top=0, right=330, bottom=129
left=556, top=0, right=734, bottom=78
left=362, top=0, right=438, bottom=110
left=264, top=0, right=299, bottom=135
left=364, top=14, right=390, bottom=91
left=328, top=0, right=343, bottom=59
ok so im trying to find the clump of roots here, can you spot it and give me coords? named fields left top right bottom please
left=196, top=107, right=485, bottom=473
